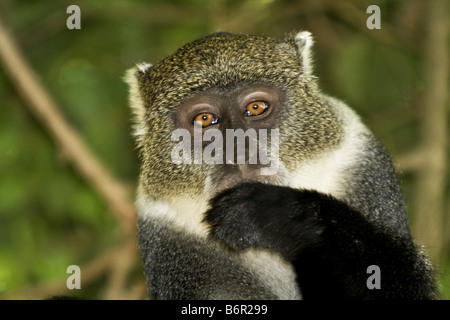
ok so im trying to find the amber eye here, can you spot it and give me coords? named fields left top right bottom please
left=193, top=113, right=219, bottom=127
left=244, top=101, right=269, bottom=116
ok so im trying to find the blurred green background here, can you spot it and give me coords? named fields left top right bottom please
left=0, top=0, right=449, bottom=299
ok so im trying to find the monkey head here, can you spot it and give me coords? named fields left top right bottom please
left=126, top=32, right=342, bottom=214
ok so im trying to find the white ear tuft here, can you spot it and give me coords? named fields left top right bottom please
left=294, top=31, right=314, bottom=77
left=137, top=62, right=153, bottom=73
left=124, top=63, right=152, bottom=147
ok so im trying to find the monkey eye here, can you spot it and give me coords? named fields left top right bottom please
left=244, top=101, right=269, bottom=117
left=193, top=112, right=219, bottom=128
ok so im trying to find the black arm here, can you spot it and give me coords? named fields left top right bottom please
left=204, top=182, right=437, bottom=299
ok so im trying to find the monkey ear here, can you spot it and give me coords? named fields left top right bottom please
left=293, top=31, right=314, bottom=78
left=124, top=62, right=153, bottom=147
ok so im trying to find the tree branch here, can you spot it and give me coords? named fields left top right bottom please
left=0, top=15, right=140, bottom=299
left=411, top=0, right=449, bottom=262
left=2, top=237, right=143, bottom=299
left=0, top=18, right=137, bottom=238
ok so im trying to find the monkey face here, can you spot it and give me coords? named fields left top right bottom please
left=174, top=83, right=285, bottom=192
left=127, top=32, right=342, bottom=200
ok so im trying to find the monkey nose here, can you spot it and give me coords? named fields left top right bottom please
left=226, top=161, right=260, bottom=179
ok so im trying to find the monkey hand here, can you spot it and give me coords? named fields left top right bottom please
left=203, top=182, right=325, bottom=258
left=203, top=182, right=267, bottom=250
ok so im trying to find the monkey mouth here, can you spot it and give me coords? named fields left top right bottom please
left=211, top=163, right=276, bottom=194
